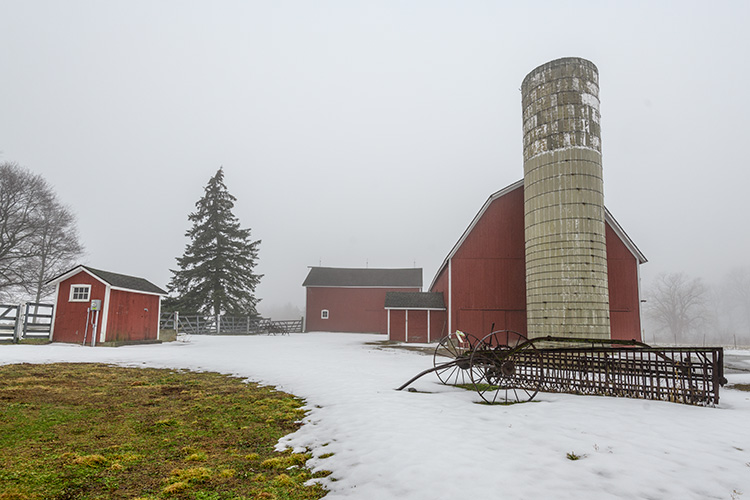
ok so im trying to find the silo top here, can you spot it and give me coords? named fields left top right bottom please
left=521, top=57, right=601, bottom=161
left=521, top=57, right=598, bottom=94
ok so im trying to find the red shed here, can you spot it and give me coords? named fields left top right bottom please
left=49, top=265, right=167, bottom=345
left=384, top=291, right=446, bottom=343
left=303, top=267, right=422, bottom=333
left=429, top=180, right=647, bottom=342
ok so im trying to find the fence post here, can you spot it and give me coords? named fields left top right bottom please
left=23, top=302, right=31, bottom=339
left=216, top=314, right=221, bottom=335
left=12, top=304, right=23, bottom=343
left=174, top=311, right=179, bottom=332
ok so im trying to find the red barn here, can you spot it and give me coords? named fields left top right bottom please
left=428, top=180, right=647, bottom=342
left=303, top=267, right=422, bottom=333
left=49, top=265, right=167, bottom=345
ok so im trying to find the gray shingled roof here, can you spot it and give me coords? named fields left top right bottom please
left=303, top=267, right=422, bottom=288
left=82, top=266, right=167, bottom=295
left=47, top=265, right=167, bottom=295
left=81, top=266, right=167, bottom=295
left=384, top=292, right=445, bottom=309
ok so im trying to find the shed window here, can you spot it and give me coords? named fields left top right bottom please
left=321, top=309, right=329, bottom=320
left=69, top=285, right=91, bottom=302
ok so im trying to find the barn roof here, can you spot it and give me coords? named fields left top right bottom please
left=303, top=267, right=422, bottom=288
left=48, top=265, right=167, bottom=295
left=428, top=180, right=648, bottom=291
left=384, top=291, right=445, bottom=310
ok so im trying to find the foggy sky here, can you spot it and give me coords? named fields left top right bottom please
left=1, top=1, right=748, bottom=315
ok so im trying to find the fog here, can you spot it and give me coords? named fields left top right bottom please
left=1, top=1, right=748, bottom=321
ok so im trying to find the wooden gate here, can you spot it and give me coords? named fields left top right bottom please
left=0, top=303, right=54, bottom=342
left=0, top=304, right=20, bottom=340
left=23, top=303, right=54, bottom=339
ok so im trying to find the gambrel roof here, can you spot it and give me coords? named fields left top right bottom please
left=429, top=180, right=647, bottom=290
left=303, top=267, right=422, bottom=288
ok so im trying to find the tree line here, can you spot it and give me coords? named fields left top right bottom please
left=0, top=162, right=83, bottom=303
left=644, top=270, right=750, bottom=347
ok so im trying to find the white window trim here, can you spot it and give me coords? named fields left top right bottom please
left=69, top=284, right=91, bottom=302
left=321, top=309, right=329, bottom=320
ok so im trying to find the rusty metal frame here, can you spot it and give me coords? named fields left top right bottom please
left=505, top=343, right=724, bottom=406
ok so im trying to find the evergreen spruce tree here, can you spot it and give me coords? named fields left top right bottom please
left=167, top=168, right=262, bottom=316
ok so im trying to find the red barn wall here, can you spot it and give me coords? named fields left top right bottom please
left=106, top=289, right=160, bottom=342
left=306, top=287, right=420, bottom=333
left=431, top=269, right=449, bottom=313
left=429, top=310, right=448, bottom=341
left=389, top=310, right=406, bottom=341
left=430, top=186, right=642, bottom=341
left=606, top=224, right=642, bottom=341
left=52, top=272, right=107, bottom=343
left=432, top=186, right=527, bottom=338
left=388, top=309, right=446, bottom=343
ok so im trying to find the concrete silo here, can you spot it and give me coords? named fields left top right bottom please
left=521, top=57, right=610, bottom=339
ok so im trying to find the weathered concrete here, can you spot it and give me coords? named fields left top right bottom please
left=522, top=57, right=611, bottom=339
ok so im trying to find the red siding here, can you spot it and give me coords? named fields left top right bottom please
left=437, top=186, right=527, bottom=337
left=389, top=310, right=406, bottom=341
left=431, top=270, right=449, bottom=309
left=305, top=287, right=420, bottom=333
left=388, top=309, right=447, bottom=343
left=606, top=224, right=642, bottom=341
left=429, top=310, right=447, bottom=341
left=52, top=272, right=108, bottom=344
left=430, top=185, right=642, bottom=342
left=105, top=289, right=160, bottom=342
left=407, top=311, right=428, bottom=343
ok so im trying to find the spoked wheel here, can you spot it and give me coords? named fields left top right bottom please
left=469, top=331, right=544, bottom=404
left=433, top=331, right=481, bottom=386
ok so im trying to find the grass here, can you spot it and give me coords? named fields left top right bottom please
left=0, top=338, right=51, bottom=345
left=0, top=363, right=328, bottom=500
left=455, top=383, right=499, bottom=392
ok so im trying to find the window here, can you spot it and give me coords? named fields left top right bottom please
left=321, top=309, right=329, bottom=320
left=69, top=285, right=91, bottom=302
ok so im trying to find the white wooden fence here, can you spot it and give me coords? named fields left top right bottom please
left=0, top=303, right=54, bottom=342
left=160, top=312, right=303, bottom=336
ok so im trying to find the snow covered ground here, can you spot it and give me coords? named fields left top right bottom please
left=2, top=333, right=749, bottom=499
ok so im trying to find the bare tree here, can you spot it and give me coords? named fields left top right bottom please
left=25, top=194, right=84, bottom=303
left=645, top=273, right=708, bottom=345
left=0, top=162, right=47, bottom=295
left=0, top=162, right=83, bottom=301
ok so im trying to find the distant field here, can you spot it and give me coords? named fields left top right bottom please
left=0, top=363, right=328, bottom=500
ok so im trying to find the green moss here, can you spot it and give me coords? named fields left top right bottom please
left=0, top=363, right=327, bottom=499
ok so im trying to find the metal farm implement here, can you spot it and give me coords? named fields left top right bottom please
left=398, top=330, right=727, bottom=406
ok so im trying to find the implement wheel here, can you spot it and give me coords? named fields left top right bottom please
left=469, top=331, right=544, bottom=404
left=433, top=331, right=481, bottom=386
